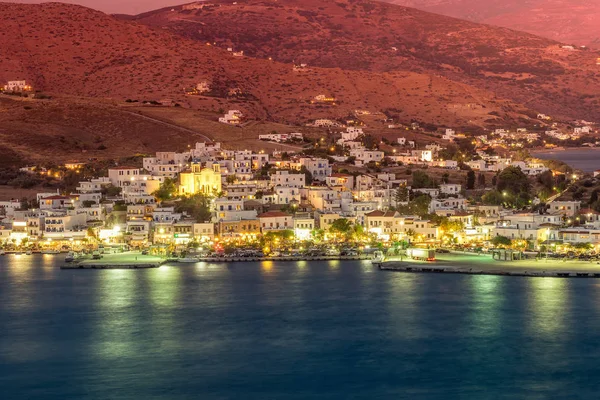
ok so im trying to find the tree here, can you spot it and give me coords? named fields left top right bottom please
left=590, top=190, right=599, bottom=205
left=300, top=166, right=313, bottom=185
left=412, top=170, right=436, bottom=189
left=496, top=166, right=530, bottom=195
left=82, top=200, right=96, bottom=208
left=477, top=173, right=486, bottom=188
left=101, top=184, right=122, bottom=197
left=226, top=174, right=237, bottom=184
left=329, top=218, right=353, bottom=240
left=394, top=186, right=409, bottom=205
left=537, top=170, right=554, bottom=191
left=466, top=170, right=475, bottom=190
left=153, top=178, right=177, bottom=202
left=175, top=193, right=212, bottom=223
left=441, top=173, right=450, bottom=184
left=395, top=194, right=431, bottom=217
left=491, top=235, right=512, bottom=247
left=482, top=190, right=504, bottom=206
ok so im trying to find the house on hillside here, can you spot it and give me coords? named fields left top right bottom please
left=3, top=80, right=32, bottom=92
left=219, top=110, right=243, bottom=125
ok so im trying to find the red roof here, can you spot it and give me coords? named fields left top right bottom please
left=42, top=195, right=71, bottom=200
left=579, top=208, right=600, bottom=215
left=330, top=173, right=351, bottom=178
left=110, top=166, right=139, bottom=170
left=258, top=211, right=292, bottom=218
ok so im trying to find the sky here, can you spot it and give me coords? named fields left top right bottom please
left=10, top=0, right=189, bottom=14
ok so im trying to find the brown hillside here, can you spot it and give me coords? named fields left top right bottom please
left=129, top=0, right=600, bottom=123
left=0, top=1, right=527, bottom=129
left=385, top=0, right=600, bottom=49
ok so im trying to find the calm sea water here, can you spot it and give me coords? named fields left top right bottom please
left=2, top=256, right=600, bottom=399
left=534, top=148, right=600, bottom=172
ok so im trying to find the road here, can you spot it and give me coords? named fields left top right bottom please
left=122, top=110, right=213, bottom=143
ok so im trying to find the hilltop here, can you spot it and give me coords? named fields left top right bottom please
left=384, top=0, right=600, bottom=49
left=0, top=1, right=527, bottom=130
left=128, top=0, right=600, bottom=123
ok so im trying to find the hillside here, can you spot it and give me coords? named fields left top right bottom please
left=0, top=96, right=208, bottom=165
left=384, top=0, right=600, bottom=49
left=128, top=0, right=600, bottom=123
left=0, top=1, right=528, bottom=131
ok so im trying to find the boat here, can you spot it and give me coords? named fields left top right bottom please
left=177, top=257, right=199, bottom=263
left=0, top=250, right=5, bottom=256
left=25, top=250, right=33, bottom=255
left=372, top=251, right=385, bottom=263
left=41, top=250, right=60, bottom=254
left=65, top=252, right=75, bottom=262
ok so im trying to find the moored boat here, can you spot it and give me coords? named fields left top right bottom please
left=41, top=250, right=60, bottom=254
left=177, top=257, right=199, bottom=263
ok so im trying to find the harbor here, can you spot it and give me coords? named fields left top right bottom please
left=61, top=252, right=165, bottom=269
left=376, top=252, right=600, bottom=278
left=59, top=251, right=372, bottom=269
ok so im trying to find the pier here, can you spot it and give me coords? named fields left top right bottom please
left=61, top=252, right=372, bottom=269
left=376, top=253, right=600, bottom=278
left=61, top=253, right=164, bottom=270
left=172, top=255, right=371, bottom=263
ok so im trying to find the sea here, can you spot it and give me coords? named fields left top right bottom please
left=533, top=148, right=600, bottom=172
left=2, top=255, right=600, bottom=399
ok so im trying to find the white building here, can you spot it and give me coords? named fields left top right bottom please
left=440, top=184, right=462, bottom=196
left=271, top=170, right=306, bottom=188
left=219, top=110, right=243, bottom=125
left=4, top=80, right=32, bottom=92
left=299, top=158, right=332, bottom=181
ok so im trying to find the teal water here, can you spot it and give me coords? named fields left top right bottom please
left=534, top=148, right=600, bottom=172
left=1, top=255, right=600, bottom=399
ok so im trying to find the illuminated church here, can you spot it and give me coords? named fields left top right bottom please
left=179, top=162, right=222, bottom=195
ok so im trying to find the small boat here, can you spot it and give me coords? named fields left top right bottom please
left=177, top=257, right=199, bottom=263
left=0, top=250, right=5, bottom=256
left=25, top=250, right=33, bottom=255
left=41, top=250, right=60, bottom=254
left=371, top=251, right=385, bottom=263
left=65, top=252, right=75, bottom=262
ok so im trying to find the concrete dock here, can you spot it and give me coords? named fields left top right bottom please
left=61, top=252, right=164, bottom=269
left=177, top=255, right=371, bottom=263
left=376, top=253, right=600, bottom=278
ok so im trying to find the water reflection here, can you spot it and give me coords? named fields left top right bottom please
left=388, top=273, right=419, bottom=339
left=261, top=260, right=274, bottom=275
left=468, top=275, right=504, bottom=337
left=528, top=278, right=568, bottom=337
left=149, top=266, right=182, bottom=308
left=92, top=270, right=141, bottom=360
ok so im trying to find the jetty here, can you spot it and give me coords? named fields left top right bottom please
left=376, top=253, right=600, bottom=278
left=174, top=254, right=371, bottom=263
left=61, top=252, right=164, bottom=270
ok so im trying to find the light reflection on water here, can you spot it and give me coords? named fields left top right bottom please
left=468, top=275, right=504, bottom=337
left=2, top=256, right=600, bottom=399
left=528, top=278, right=568, bottom=337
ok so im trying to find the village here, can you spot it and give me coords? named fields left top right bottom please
left=2, top=78, right=600, bottom=260
left=1, top=109, right=600, bottom=261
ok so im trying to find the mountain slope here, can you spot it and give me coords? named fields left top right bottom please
left=0, top=1, right=529, bottom=129
left=128, top=0, right=600, bottom=123
left=384, top=0, right=600, bottom=49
